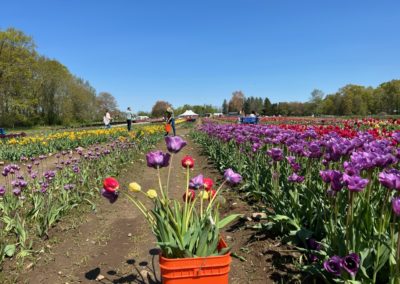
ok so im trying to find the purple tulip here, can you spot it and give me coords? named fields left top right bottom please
left=323, top=255, right=342, bottom=276
left=12, top=188, right=21, bottom=196
left=267, top=148, right=283, bottom=161
left=286, top=156, right=301, bottom=172
left=0, top=186, right=5, bottom=196
left=224, top=168, right=242, bottom=185
left=343, top=174, right=369, bottom=192
left=101, top=188, right=119, bottom=203
left=288, top=173, right=305, bottom=183
left=392, top=131, right=400, bottom=143
left=189, top=174, right=204, bottom=189
left=392, top=197, right=400, bottom=216
left=72, top=165, right=80, bottom=173
left=63, top=184, right=75, bottom=190
left=379, top=170, right=400, bottom=191
left=40, top=182, right=49, bottom=193
left=165, top=136, right=187, bottom=153
left=341, top=253, right=360, bottom=276
left=321, top=170, right=344, bottom=191
left=146, top=151, right=171, bottom=169
left=306, top=238, right=321, bottom=251
left=44, top=170, right=56, bottom=181
left=320, top=170, right=332, bottom=183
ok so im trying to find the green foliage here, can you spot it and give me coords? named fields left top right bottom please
left=0, top=27, right=113, bottom=127
left=175, top=104, right=220, bottom=116
left=221, top=80, right=400, bottom=117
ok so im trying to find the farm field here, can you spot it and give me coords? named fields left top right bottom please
left=2, top=2, right=400, bottom=283
left=2, top=117, right=400, bottom=283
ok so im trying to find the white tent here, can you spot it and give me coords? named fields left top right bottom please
left=179, top=110, right=199, bottom=117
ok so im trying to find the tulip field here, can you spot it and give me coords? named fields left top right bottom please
left=3, top=117, right=400, bottom=283
left=0, top=125, right=164, bottom=265
left=192, top=118, right=400, bottom=283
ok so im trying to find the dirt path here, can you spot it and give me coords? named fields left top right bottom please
left=16, top=126, right=294, bottom=284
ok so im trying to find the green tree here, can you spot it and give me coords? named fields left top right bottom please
left=263, top=97, right=272, bottom=115
left=222, top=99, right=228, bottom=114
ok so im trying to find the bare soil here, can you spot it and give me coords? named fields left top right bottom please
left=4, top=126, right=301, bottom=284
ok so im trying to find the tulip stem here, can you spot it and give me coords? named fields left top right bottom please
left=346, top=191, right=354, bottom=252
left=156, top=167, right=166, bottom=201
left=122, top=192, right=154, bottom=225
left=166, top=154, right=174, bottom=199
left=183, top=166, right=190, bottom=232
left=200, top=189, right=204, bottom=219
left=206, top=180, right=227, bottom=212
left=186, top=194, right=201, bottom=230
left=396, top=219, right=400, bottom=279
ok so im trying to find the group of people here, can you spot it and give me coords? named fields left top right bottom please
left=103, top=107, right=134, bottom=131
left=102, top=106, right=176, bottom=136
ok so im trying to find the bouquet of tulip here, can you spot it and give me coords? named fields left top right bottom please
left=101, top=136, right=242, bottom=259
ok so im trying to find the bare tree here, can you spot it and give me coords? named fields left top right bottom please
left=228, top=91, right=245, bottom=112
left=96, top=92, right=118, bottom=117
left=151, top=100, right=171, bottom=118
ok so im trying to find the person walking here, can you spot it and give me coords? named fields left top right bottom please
left=103, top=110, right=112, bottom=129
left=165, top=107, right=176, bottom=136
left=126, top=107, right=133, bottom=131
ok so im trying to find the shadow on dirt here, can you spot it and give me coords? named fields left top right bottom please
left=84, top=248, right=161, bottom=284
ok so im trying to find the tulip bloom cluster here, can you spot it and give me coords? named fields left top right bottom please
left=101, top=136, right=242, bottom=258
left=194, top=121, right=400, bottom=283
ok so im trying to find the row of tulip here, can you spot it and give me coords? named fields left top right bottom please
left=0, top=125, right=164, bottom=161
left=213, top=117, right=400, bottom=139
left=0, top=125, right=164, bottom=265
left=193, top=121, right=400, bottom=283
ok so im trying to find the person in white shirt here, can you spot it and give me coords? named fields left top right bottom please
left=103, top=110, right=112, bottom=129
left=126, top=107, right=133, bottom=131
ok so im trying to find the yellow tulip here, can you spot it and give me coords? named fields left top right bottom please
left=147, top=189, right=158, bottom=199
left=199, top=191, right=209, bottom=200
left=129, top=182, right=142, bottom=192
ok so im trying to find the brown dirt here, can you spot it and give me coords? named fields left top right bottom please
left=5, top=126, right=301, bottom=284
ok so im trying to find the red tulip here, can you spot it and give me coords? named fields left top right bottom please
left=103, top=177, right=119, bottom=192
left=203, top=178, right=214, bottom=191
left=181, top=155, right=194, bottom=168
left=183, top=189, right=195, bottom=202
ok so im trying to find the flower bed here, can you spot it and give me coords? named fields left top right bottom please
left=0, top=125, right=164, bottom=264
left=0, top=125, right=163, bottom=161
left=193, top=121, right=400, bottom=283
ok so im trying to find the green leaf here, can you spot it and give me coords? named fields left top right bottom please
left=217, top=214, right=243, bottom=229
left=4, top=244, right=16, bottom=257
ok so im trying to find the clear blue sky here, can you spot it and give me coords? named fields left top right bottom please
left=1, top=1, right=399, bottom=112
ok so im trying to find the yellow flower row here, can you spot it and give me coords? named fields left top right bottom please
left=3, top=124, right=165, bottom=146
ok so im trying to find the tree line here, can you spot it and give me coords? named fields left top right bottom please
left=0, top=28, right=121, bottom=127
left=223, top=80, right=400, bottom=116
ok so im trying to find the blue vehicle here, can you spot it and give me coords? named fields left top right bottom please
left=240, top=117, right=259, bottom=124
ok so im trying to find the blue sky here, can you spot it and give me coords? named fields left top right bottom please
left=1, top=1, right=399, bottom=112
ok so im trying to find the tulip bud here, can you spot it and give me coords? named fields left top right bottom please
left=129, top=182, right=142, bottom=192
left=199, top=190, right=209, bottom=200
left=181, top=155, right=194, bottom=168
left=147, top=189, right=158, bottom=199
left=103, top=177, right=119, bottom=192
left=203, top=178, right=214, bottom=191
